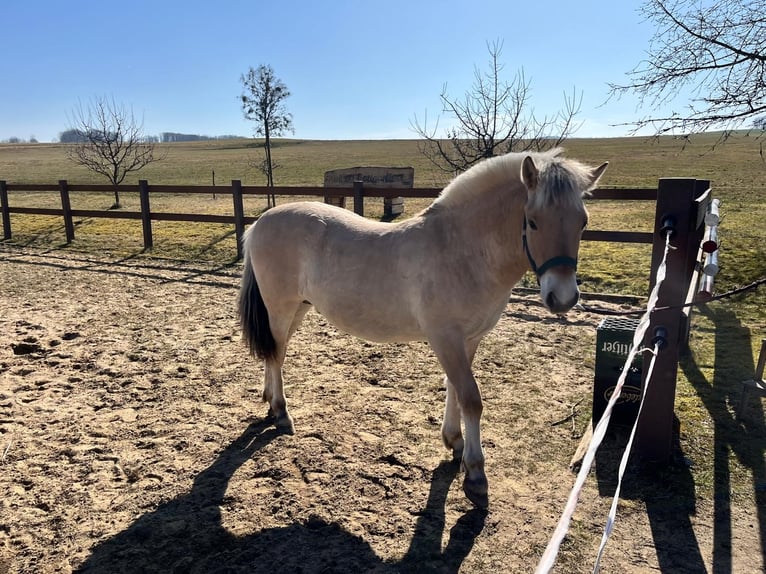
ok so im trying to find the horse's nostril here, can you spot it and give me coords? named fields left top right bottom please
left=545, top=290, right=579, bottom=313
left=546, top=291, right=557, bottom=310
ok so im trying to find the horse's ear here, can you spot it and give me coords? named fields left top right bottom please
left=588, top=162, right=609, bottom=188
left=521, top=156, right=539, bottom=191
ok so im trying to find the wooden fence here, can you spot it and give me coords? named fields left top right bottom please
left=0, top=179, right=657, bottom=259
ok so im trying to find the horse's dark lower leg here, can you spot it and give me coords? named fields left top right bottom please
left=459, top=397, right=488, bottom=509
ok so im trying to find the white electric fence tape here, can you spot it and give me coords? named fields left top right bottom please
left=591, top=340, right=660, bottom=572
left=535, top=234, right=672, bottom=574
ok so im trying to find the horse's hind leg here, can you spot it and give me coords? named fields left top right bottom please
left=262, top=302, right=310, bottom=433
left=441, top=337, right=480, bottom=459
left=263, top=356, right=293, bottom=433
left=442, top=376, right=464, bottom=459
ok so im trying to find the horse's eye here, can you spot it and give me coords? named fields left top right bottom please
left=528, top=219, right=538, bottom=231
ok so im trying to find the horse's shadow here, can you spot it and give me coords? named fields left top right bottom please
left=75, top=419, right=486, bottom=573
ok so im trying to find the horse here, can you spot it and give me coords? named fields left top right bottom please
left=238, top=148, right=608, bottom=508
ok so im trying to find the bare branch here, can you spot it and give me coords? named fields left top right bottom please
left=412, top=40, right=580, bottom=173
left=611, top=0, right=766, bottom=134
left=65, top=96, right=163, bottom=207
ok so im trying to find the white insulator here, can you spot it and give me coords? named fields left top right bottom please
left=698, top=273, right=714, bottom=301
left=703, top=249, right=719, bottom=276
left=702, top=224, right=718, bottom=253
left=705, top=198, right=720, bottom=226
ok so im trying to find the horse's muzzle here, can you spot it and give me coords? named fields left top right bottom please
left=540, top=271, right=580, bottom=314
left=545, top=288, right=580, bottom=314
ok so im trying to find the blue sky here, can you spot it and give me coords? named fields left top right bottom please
left=1, top=1, right=661, bottom=142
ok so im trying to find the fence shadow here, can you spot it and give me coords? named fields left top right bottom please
left=681, top=304, right=766, bottom=574
left=75, top=420, right=485, bottom=573
left=0, top=248, right=240, bottom=290
left=595, top=421, right=707, bottom=573
left=594, top=303, right=766, bottom=573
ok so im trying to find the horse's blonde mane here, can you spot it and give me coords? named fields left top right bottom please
left=431, top=148, right=592, bottom=211
left=529, top=149, right=598, bottom=209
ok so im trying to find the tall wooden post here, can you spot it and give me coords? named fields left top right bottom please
left=58, top=180, right=75, bottom=243
left=637, top=178, right=701, bottom=462
left=353, top=181, right=364, bottom=216
left=0, top=181, right=11, bottom=240
left=138, top=180, right=153, bottom=251
left=232, top=180, right=245, bottom=260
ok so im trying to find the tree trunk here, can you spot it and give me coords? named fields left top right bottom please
left=264, top=126, right=275, bottom=208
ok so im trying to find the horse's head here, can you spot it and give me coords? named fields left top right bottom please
left=520, top=153, right=608, bottom=314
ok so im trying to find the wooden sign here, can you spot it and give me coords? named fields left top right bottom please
left=323, top=166, right=414, bottom=216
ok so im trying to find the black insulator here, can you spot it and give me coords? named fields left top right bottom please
left=651, top=326, right=668, bottom=350
left=660, top=215, right=676, bottom=238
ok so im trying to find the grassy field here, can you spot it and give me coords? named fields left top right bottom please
left=2, top=134, right=765, bottom=505
left=1, top=134, right=763, bottom=294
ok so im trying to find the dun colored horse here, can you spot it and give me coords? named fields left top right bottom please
left=239, top=149, right=607, bottom=507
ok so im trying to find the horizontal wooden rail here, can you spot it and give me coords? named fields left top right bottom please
left=5, top=207, right=68, bottom=217
left=0, top=179, right=660, bottom=256
left=1, top=182, right=658, bottom=200
left=3, top=184, right=62, bottom=192
left=588, top=188, right=657, bottom=200
left=582, top=230, right=653, bottom=244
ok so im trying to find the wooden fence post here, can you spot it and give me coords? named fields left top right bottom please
left=58, top=180, right=75, bottom=243
left=139, top=180, right=153, bottom=251
left=353, top=181, right=364, bottom=216
left=0, top=181, right=11, bottom=240
left=232, top=180, right=245, bottom=260
left=636, top=178, right=700, bottom=463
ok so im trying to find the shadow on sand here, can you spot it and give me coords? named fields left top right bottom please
left=75, top=420, right=486, bottom=573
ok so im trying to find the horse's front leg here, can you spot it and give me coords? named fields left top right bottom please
left=430, top=335, right=488, bottom=509
left=441, top=338, right=481, bottom=460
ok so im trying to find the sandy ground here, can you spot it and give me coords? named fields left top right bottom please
left=1, top=245, right=763, bottom=573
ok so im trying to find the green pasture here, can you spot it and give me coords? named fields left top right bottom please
left=1, top=134, right=765, bottom=502
left=1, top=134, right=763, bottom=296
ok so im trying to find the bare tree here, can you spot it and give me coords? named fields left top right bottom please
left=66, top=97, right=162, bottom=208
left=610, top=0, right=766, bottom=136
left=412, top=41, right=582, bottom=174
left=240, top=65, right=294, bottom=208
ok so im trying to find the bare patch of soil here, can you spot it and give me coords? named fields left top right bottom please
left=0, top=246, right=762, bottom=573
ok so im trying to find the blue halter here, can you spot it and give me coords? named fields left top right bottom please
left=522, top=217, right=578, bottom=281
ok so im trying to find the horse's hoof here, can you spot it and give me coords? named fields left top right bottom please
left=274, top=414, right=295, bottom=435
left=463, top=475, right=489, bottom=509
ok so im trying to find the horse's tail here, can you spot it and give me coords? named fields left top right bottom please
left=238, top=252, right=277, bottom=361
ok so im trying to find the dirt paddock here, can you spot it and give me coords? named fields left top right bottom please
left=1, top=245, right=762, bottom=573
